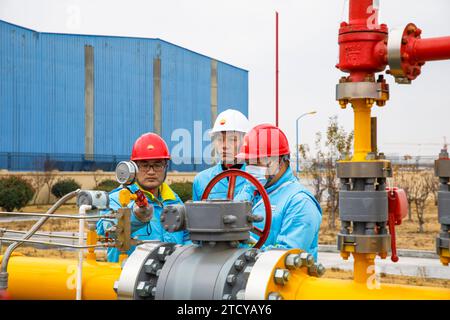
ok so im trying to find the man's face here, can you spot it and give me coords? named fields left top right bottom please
left=249, top=156, right=281, bottom=179
left=212, top=131, right=244, bottom=165
left=135, top=159, right=168, bottom=191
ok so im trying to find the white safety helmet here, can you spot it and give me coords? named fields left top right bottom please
left=210, top=109, right=250, bottom=134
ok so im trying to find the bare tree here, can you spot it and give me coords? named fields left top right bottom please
left=323, top=116, right=353, bottom=229
left=410, top=170, right=435, bottom=233
left=299, top=116, right=353, bottom=229
left=41, top=160, right=58, bottom=204
left=27, top=174, right=47, bottom=205
left=298, top=133, right=326, bottom=203
left=92, top=170, right=104, bottom=189
left=394, top=164, right=418, bottom=221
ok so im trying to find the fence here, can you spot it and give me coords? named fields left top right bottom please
left=0, top=152, right=213, bottom=172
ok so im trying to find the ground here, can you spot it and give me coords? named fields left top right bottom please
left=0, top=201, right=448, bottom=288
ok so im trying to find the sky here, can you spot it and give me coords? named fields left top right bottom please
left=1, top=0, right=449, bottom=157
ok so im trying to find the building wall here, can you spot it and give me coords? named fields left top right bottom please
left=0, top=20, right=248, bottom=171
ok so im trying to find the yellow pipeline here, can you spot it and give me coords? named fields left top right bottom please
left=2, top=253, right=450, bottom=300
left=291, top=276, right=450, bottom=300
left=1, top=255, right=121, bottom=300
left=352, top=99, right=373, bottom=161
left=266, top=251, right=450, bottom=300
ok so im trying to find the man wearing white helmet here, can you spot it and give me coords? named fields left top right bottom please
left=192, top=109, right=250, bottom=200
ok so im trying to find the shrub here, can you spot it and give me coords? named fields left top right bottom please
left=51, top=178, right=81, bottom=198
left=95, top=179, right=120, bottom=193
left=0, top=176, right=35, bottom=212
left=169, top=181, right=193, bottom=202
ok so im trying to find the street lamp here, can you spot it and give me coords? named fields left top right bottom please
left=296, top=110, right=317, bottom=174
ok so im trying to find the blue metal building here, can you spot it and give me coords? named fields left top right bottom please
left=0, top=19, right=248, bottom=171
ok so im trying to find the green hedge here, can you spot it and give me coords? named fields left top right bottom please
left=51, top=178, right=81, bottom=198
left=169, top=181, right=193, bottom=202
left=95, top=179, right=120, bottom=193
left=0, top=176, right=35, bottom=212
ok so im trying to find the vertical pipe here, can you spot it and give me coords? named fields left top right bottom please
left=210, top=59, right=218, bottom=164
left=275, top=11, right=279, bottom=127
left=353, top=253, right=376, bottom=284
left=86, top=227, right=97, bottom=261
left=352, top=99, right=372, bottom=161
left=348, top=0, right=376, bottom=26
left=371, top=117, right=377, bottom=153
left=77, top=205, right=92, bottom=300
left=296, top=118, right=299, bottom=174
left=210, top=59, right=218, bottom=127
left=153, top=58, right=162, bottom=135
left=84, top=45, right=94, bottom=160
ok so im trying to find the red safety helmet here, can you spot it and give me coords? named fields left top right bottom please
left=131, top=133, right=171, bottom=161
left=236, top=124, right=290, bottom=160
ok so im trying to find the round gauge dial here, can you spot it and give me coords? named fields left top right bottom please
left=115, top=160, right=138, bottom=185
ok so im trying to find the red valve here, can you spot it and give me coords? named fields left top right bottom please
left=201, top=169, right=272, bottom=249
left=135, top=189, right=149, bottom=208
left=386, top=187, right=408, bottom=262
left=0, top=289, right=11, bottom=300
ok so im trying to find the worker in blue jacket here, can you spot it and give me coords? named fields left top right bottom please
left=235, top=124, right=323, bottom=261
left=192, top=109, right=250, bottom=201
left=97, top=133, right=190, bottom=262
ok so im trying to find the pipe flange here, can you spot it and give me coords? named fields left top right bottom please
left=435, top=159, right=450, bottom=178
left=337, top=161, right=392, bottom=179
left=220, top=248, right=260, bottom=300
left=245, top=249, right=312, bottom=300
left=116, top=241, right=177, bottom=300
left=388, top=23, right=423, bottom=84
left=337, top=233, right=390, bottom=254
left=336, top=81, right=389, bottom=102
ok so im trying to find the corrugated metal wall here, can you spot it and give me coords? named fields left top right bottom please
left=0, top=20, right=248, bottom=171
left=217, top=61, right=248, bottom=117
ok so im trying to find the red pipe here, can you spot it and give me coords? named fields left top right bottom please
left=275, top=11, right=279, bottom=127
left=414, top=36, right=450, bottom=62
left=349, top=0, right=376, bottom=26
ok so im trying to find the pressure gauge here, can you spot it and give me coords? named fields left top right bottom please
left=115, top=160, right=138, bottom=185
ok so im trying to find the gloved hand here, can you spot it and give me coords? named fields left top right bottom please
left=132, top=202, right=154, bottom=223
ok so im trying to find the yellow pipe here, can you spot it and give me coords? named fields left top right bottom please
left=3, top=252, right=449, bottom=300
left=352, top=99, right=373, bottom=161
left=1, top=255, right=121, bottom=300
left=353, top=253, right=376, bottom=284
left=266, top=251, right=450, bottom=300
left=292, top=276, right=450, bottom=300
left=440, top=248, right=450, bottom=266
left=119, top=253, right=128, bottom=264
left=86, top=229, right=97, bottom=261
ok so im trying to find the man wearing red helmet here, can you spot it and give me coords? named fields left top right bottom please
left=236, top=124, right=323, bottom=260
left=97, top=132, right=190, bottom=262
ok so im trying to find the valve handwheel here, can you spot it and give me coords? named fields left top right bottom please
left=201, top=169, right=272, bottom=249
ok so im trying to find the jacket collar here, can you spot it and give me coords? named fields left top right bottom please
left=265, top=166, right=296, bottom=194
left=136, top=182, right=177, bottom=202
